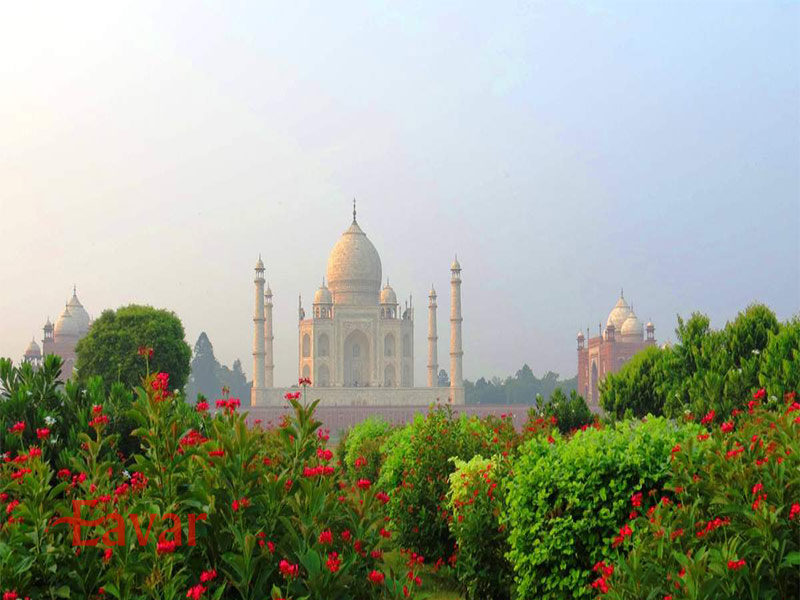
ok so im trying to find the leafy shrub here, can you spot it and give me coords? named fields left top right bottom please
left=344, top=417, right=393, bottom=483
left=506, top=417, right=699, bottom=600
left=759, top=316, right=800, bottom=400
left=0, top=363, right=419, bottom=599
left=378, top=406, right=485, bottom=562
left=604, top=391, right=800, bottom=599
left=536, top=388, right=594, bottom=433
left=601, top=346, right=673, bottom=419
left=447, top=454, right=514, bottom=600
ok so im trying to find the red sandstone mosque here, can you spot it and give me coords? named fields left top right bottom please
left=577, top=291, right=656, bottom=408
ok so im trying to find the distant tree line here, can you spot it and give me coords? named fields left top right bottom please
left=464, top=363, right=577, bottom=405
left=186, top=332, right=250, bottom=403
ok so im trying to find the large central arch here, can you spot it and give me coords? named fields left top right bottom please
left=343, top=329, right=371, bottom=387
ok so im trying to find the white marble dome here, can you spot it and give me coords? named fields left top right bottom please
left=67, top=290, right=91, bottom=335
left=380, top=281, right=397, bottom=305
left=314, top=281, right=333, bottom=305
left=54, top=306, right=79, bottom=338
left=606, top=294, right=631, bottom=330
left=326, top=218, right=382, bottom=305
left=621, top=312, right=644, bottom=338
left=24, top=338, right=41, bottom=358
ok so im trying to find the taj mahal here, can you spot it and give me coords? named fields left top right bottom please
left=250, top=204, right=465, bottom=406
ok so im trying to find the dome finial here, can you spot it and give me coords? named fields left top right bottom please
left=620, top=287, right=624, bottom=299
left=353, top=198, right=357, bottom=223
left=73, top=284, right=77, bottom=296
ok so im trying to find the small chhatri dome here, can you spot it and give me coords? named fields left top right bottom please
left=621, top=310, right=644, bottom=338
left=429, top=284, right=436, bottom=297
left=380, top=280, right=397, bottom=305
left=314, top=279, right=333, bottom=305
left=326, top=208, right=382, bottom=305
left=24, top=338, right=41, bottom=358
left=606, top=291, right=631, bottom=330
left=255, top=255, right=264, bottom=270
left=577, top=330, right=585, bottom=340
left=44, top=316, right=53, bottom=330
left=451, top=255, right=461, bottom=271
left=67, top=287, right=91, bottom=335
left=54, top=305, right=79, bottom=338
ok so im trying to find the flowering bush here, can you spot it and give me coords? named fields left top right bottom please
left=447, top=454, right=514, bottom=600
left=378, top=406, right=486, bottom=563
left=505, top=417, right=699, bottom=600
left=533, top=388, right=595, bottom=434
left=0, top=362, right=414, bottom=599
left=759, top=316, right=800, bottom=402
left=602, top=391, right=800, bottom=600
left=343, top=417, right=394, bottom=484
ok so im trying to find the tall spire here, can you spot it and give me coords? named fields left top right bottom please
left=352, top=198, right=357, bottom=223
left=252, top=257, right=267, bottom=405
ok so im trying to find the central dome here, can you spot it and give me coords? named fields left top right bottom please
left=326, top=218, right=382, bottom=305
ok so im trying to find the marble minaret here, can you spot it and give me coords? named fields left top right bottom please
left=449, top=256, right=463, bottom=389
left=427, top=285, right=438, bottom=387
left=264, top=283, right=274, bottom=388
left=252, top=256, right=266, bottom=404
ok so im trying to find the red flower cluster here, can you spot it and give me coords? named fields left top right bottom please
left=318, top=529, right=333, bottom=545
left=700, top=410, right=715, bottom=425
left=591, top=560, right=614, bottom=594
left=196, top=401, right=209, bottom=413
left=302, top=465, right=335, bottom=477
left=316, top=447, right=333, bottom=462
left=215, top=398, right=241, bottom=413
left=354, top=456, right=368, bottom=469
left=157, top=540, right=179, bottom=555
left=231, top=497, right=250, bottom=512
left=284, top=392, right=301, bottom=401
left=279, top=559, right=299, bottom=579
left=137, top=346, right=154, bottom=358
left=36, top=428, right=50, bottom=440
left=695, top=516, right=730, bottom=538
left=299, top=377, right=312, bottom=386
left=721, top=421, right=735, bottom=433
left=8, top=422, right=25, bottom=435
left=727, top=558, right=746, bottom=570
left=326, top=551, right=341, bottom=572
left=367, top=570, right=385, bottom=585
left=357, top=479, right=372, bottom=490
left=185, top=585, right=206, bottom=600
left=612, top=523, right=633, bottom=547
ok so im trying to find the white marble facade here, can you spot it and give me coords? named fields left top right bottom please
left=251, top=205, right=464, bottom=406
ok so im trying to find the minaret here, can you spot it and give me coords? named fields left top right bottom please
left=264, top=283, right=274, bottom=388
left=427, top=285, right=438, bottom=387
left=449, top=256, right=464, bottom=397
left=252, top=256, right=266, bottom=405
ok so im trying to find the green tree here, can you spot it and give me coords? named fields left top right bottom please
left=759, top=316, right=800, bottom=399
left=600, top=345, right=672, bottom=418
left=75, top=304, right=191, bottom=391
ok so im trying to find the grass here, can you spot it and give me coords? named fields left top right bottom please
left=385, top=550, right=463, bottom=600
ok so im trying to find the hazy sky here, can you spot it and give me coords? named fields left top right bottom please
left=2, top=1, right=798, bottom=387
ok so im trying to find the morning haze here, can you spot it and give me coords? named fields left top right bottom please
left=1, top=1, right=798, bottom=387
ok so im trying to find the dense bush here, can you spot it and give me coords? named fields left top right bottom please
left=603, top=304, right=789, bottom=421
left=603, top=391, right=800, bottom=599
left=447, top=454, right=514, bottom=600
left=506, top=417, right=699, bottom=600
left=76, top=305, right=192, bottom=391
left=0, top=364, right=419, bottom=599
left=759, top=316, right=800, bottom=400
left=536, top=388, right=595, bottom=433
left=378, top=406, right=486, bottom=562
left=343, top=417, right=393, bottom=483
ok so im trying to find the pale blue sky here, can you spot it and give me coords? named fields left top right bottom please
left=1, top=1, right=798, bottom=386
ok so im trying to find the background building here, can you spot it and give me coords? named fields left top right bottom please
left=251, top=205, right=465, bottom=406
left=577, top=291, right=655, bottom=408
left=24, top=287, right=91, bottom=378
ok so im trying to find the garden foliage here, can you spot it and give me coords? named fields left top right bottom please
left=342, top=417, right=393, bottom=483
left=505, top=417, right=699, bottom=600
left=603, top=392, right=800, bottom=600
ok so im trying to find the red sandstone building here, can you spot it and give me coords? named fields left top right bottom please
left=577, top=291, right=656, bottom=408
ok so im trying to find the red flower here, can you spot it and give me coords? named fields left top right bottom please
left=3, top=592, right=19, bottom=600
left=326, top=551, right=341, bottom=573
left=186, top=585, right=206, bottom=600
left=751, top=482, right=764, bottom=495
left=152, top=372, right=170, bottom=392
left=316, top=448, right=333, bottom=462
left=103, top=548, right=113, bottom=563
left=700, top=410, right=715, bottom=425
left=284, top=392, right=301, bottom=401
left=376, top=491, right=390, bottom=504
left=357, top=479, right=372, bottom=490
left=232, top=497, right=250, bottom=512
left=279, top=559, right=299, bottom=579
left=379, top=527, right=391, bottom=539
left=753, top=388, right=766, bottom=400
left=137, top=346, right=154, bottom=358
left=8, top=422, right=24, bottom=435
left=727, top=559, right=746, bottom=571
left=36, top=427, right=50, bottom=440
left=721, top=421, right=734, bottom=433
left=341, top=529, right=352, bottom=542
left=671, top=443, right=681, bottom=456
left=299, top=377, right=312, bottom=386
left=318, top=529, right=333, bottom=545
left=367, top=570, right=385, bottom=585
left=196, top=401, right=209, bottom=413
left=200, top=569, right=217, bottom=582
left=631, top=492, right=643, bottom=508
left=157, top=540, right=178, bottom=554
left=355, top=456, right=368, bottom=469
